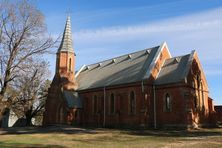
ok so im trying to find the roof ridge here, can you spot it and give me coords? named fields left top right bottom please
left=166, top=53, right=191, bottom=60
left=83, top=45, right=160, bottom=67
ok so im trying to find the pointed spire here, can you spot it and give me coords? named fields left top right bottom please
left=58, top=16, right=74, bottom=53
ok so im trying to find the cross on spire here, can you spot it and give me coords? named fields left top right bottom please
left=66, top=8, right=72, bottom=17
left=66, top=0, right=73, bottom=17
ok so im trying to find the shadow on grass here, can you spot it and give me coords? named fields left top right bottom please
left=123, top=128, right=222, bottom=138
left=0, top=141, right=65, bottom=148
left=0, top=125, right=222, bottom=138
left=0, top=125, right=98, bottom=135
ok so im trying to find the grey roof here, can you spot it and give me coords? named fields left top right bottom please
left=154, top=54, right=192, bottom=85
left=63, top=91, right=83, bottom=108
left=57, top=16, right=74, bottom=53
left=76, top=46, right=160, bottom=90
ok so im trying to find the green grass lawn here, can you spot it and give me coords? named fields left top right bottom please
left=0, top=126, right=222, bottom=148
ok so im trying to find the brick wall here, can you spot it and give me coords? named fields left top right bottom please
left=78, top=83, right=152, bottom=127
left=56, top=51, right=77, bottom=90
left=215, top=106, right=222, bottom=123
left=155, top=86, right=188, bottom=127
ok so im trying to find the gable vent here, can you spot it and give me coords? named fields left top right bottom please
left=146, top=50, right=151, bottom=54
left=86, top=66, right=90, bottom=70
left=127, top=54, right=132, bottom=59
left=173, top=58, right=179, bottom=64
left=112, top=59, right=116, bottom=63
left=98, top=63, right=102, bottom=67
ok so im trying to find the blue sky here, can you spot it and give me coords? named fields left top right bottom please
left=35, top=0, right=222, bottom=104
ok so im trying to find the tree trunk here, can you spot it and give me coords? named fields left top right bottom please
left=25, top=108, right=34, bottom=126
left=25, top=116, right=32, bottom=126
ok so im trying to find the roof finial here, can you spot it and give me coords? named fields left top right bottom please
left=66, top=0, right=72, bottom=17
left=66, top=7, right=72, bottom=18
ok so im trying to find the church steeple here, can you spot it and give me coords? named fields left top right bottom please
left=58, top=16, right=74, bottom=53
left=43, top=15, right=80, bottom=127
left=55, top=16, right=77, bottom=90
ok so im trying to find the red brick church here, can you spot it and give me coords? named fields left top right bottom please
left=43, top=16, right=216, bottom=128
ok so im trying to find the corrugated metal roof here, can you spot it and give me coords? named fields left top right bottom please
left=63, top=90, right=82, bottom=108
left=155, top=54, right=191, bottom=85
left=76, top=46, right=160, bottom=90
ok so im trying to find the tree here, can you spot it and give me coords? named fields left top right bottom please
left=0, top=0, right=55, bottom=121
left=9, top=60, right=51, bottom=126
left=32, top=79, right=51, bottom=126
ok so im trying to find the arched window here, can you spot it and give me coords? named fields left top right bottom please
left=194, top=96, right=198, bottom=110
left=164, top=93, right=171, bottom=112
left=129, top=91, right=136, bottom=115
left=201, top=82, right=205, bottom=111
left=192, top=80, right=195, bottom=88
left=69, top=58, right=72, bottom=71
left=197, top=74, right=201, bottom=88
left=110, top=93, right=115, bottom=114
left=93, top=95, right=97, bottom=114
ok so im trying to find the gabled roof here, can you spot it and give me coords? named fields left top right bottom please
left=63, top=90, right=82, bottom=108
left=57, top=16, right=74, bottom=53
left=76, top=45, right=161, bottom=90
left=154, top=53, right=192, bottom=85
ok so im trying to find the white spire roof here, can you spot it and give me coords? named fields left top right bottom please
left=58, top=16, right=74, bottom=53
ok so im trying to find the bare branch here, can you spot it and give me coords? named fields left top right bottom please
left=0, top=0, right=56, bottom=123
